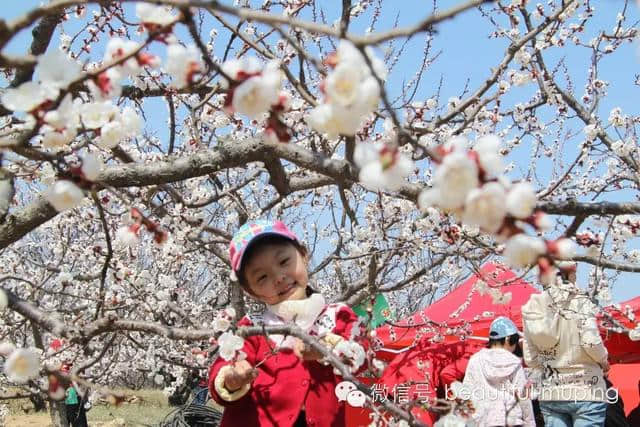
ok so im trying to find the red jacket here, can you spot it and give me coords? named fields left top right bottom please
left=209, top=304, right=361, bottom=427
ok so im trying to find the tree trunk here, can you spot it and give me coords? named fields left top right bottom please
left=49, top=400, right=68, bottom=427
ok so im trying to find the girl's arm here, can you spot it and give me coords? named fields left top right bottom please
left=208, top=317, right=259, bottom=405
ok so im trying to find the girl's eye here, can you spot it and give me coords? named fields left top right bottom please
left=257, top=274, right=267, bottom=283
left=280, top=258, right=289, bottom=266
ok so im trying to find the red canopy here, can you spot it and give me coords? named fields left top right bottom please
left=376, top=262, right=538, bottom=349
left=375, top=262, right=640, bottom=362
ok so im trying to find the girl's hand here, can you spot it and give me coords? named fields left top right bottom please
left=223, top=360, right=257, bottom=391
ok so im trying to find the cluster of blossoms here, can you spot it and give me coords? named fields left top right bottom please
left=307, top=40, right=386, bottom=138
left=418, top=135, right=576, bottom=281
left=220, top=57, right=291, bottom=142
left=213, top=307, right=237, bottom=332
left=115, top=207, right=168, bottom=248
left=353, top=119, right=414, bottom=192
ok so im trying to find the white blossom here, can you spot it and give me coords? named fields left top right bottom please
left=115, top=226, right=140, bottom=248
left=45, top=181, right=84, bottom=212
left=213, top=316, right=231, bottom=333
left=231, top=62, right=281, bottom=119
left=333, top=340, right=365, bottom=374
left=506, top=182, right=537, bottom=219
left=462, top=183, right=507, bottom=233
left=80, top=102, right=119, bottom=129
left=355, top=143, right=413, bottom=192
left=166, top=44, right=202, bottom=88
left=36, top=49, right=83, bottom=90
left=433, top=413, right=468, bottom=427
left=503, top=234, right=546, bottom=268
left=0, top=342, right=15, bottom=356
left=473, top=134, right=503, bottom=178
left=136, top=3, right=176, bottom=26
left=554, top=238, right=576, bottom=259
left=1, top=81, right=54, bottom=112
left=99, top=121, right=127, bottom=149
left=4, top=348, right=40, bottom=383
left=218, top=332, right=245, bottom=361
left=433, top=151, right=480, bottom=210
left=81, top=153, right=103, bottom=181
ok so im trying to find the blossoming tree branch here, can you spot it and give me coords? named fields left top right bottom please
left=0, top=0, right=639, bottom=425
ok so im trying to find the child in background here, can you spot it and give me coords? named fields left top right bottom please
left=208, top=220, right=366, bottom=427
left=462, top=317, right=535, bottom=427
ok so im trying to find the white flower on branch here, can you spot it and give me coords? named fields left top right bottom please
left=45, top=181, right=84, bottom=212
left=354, top=142, right=413, bottom=192
left=4, top=348, right=40, bottom=384
left=309, top=40, right=384, bottom=137
left=135, top=3, right=176, bottom=26
left=1, top=81, right=54, bottom=113
left=231, top=61, right=281, bottom=119
left=433, top=151, right=480, bottom=210
left=506, top=182, right=537, bottom=219
left=115, top=225, right=140, bottom=248
left=213, top=316, right=231, bottom=333
left=473, top=134, right=503, bottom=178
left=166, top=44, right=202, bottom=88
left=462, top=182, right=507, bottom=233
left=41, top=126, right=77, bottom=150
left=218, top=332, right=245, bottom=361
left=81, top=153, right=103, bottom=181
left=333, top=340, right=365, bottom=374
left=99, top=121, right=127, bottom=149
left=550, top=238, right=577, bottom=260
left=503, top=234, right=546, bottom=268
left=80, top=101, right=119, bottom=129
left=36, top=49, right=83, bottom=90
left=584, top=124, right=599, bottom=141
left=306, top=103, right=362, bottom=139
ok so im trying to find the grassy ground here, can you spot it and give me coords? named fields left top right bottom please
left=5, top=389, right=176, bottom=427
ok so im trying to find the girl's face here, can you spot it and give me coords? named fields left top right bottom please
left=243, top=243, right=309, bottom=305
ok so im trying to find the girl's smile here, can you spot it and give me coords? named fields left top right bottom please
left=243, top=243, right=309, bottom=305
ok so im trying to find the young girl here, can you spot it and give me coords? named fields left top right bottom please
left=462, top=316, right=535, bottom=427
left=208, top=220, right=365, bottom=427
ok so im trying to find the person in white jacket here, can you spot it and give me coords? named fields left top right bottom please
left=522, top=262, right=609, bottom=427
left=462, top=316, right=535, bottom=427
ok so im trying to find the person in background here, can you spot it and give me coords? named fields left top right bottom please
left=522, top=262, right=609, bottom=427
left=62, top=364, right=88, bottom=427
left=462, top=316, right=535, bottom=427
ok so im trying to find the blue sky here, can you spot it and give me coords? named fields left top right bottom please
left=4, top=1, right=640, bottom=303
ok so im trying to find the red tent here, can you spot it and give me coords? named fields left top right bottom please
left=346, top=263, right=640, bottom=426
left=376, top=262, right=537, bottom=350
left=375, top=262, right=640, bottom=362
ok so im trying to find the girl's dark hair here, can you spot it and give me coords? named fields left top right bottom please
left=488, top=333, right=520, bottom=351
left=236, top=234, right=315, bottom=296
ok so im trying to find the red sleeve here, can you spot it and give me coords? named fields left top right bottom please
left=439, top=356, right=469, bottom=388
left=208, top=317, right=259, bottom=407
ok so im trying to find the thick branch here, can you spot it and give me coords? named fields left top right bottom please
left=538, top=200, right=640, bottom=216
